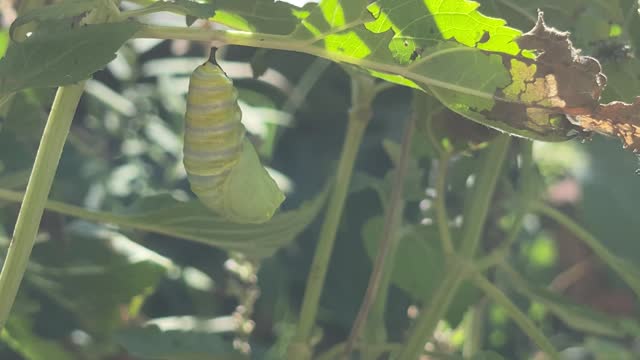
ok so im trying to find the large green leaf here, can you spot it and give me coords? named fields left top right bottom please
left=8, top=0, right=101, bottom=39
left=206, top=0, right=600, bottom=142
left=113, top=188, right=327, bottom=258
left=212, top=0, right=315, bottom=34
left=0, top=21, right=141, bottom=96
left=0, top=185, right=328, bottom=258
left=130, top=0, right=216, bottom=26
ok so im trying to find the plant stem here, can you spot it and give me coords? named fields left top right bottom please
left=471, top=274, right=561, bottom=359
left=397, top=262, right=466, bottom=360
left=534, top=202, right=640, bottom=298
left=476, top=141, right=536, bottom=270
left=0, top=83, right=86, bottom=330
left=459, top=134, right=511, bottom=258
left=463, top=300, right=485, bottom=357
left=135, top=25, right=500, bottom=103
left=343, top=98, right=416, bottom=359
left=317, top=342, right=461, bottom=360
left=397, top=134, right=511, bottom=360
left=317, top=343, right=404, bottom=360
left=287, top=75, right=375, bottom=359
left=434, top=152, right=454, bottom=254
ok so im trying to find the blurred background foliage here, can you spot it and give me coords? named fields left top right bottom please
left=0, top=0, right=640, bottom=359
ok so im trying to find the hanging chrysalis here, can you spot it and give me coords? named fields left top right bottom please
left=183, top=48, right=285, bottom=223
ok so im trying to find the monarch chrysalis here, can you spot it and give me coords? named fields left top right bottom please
left=183, top=48, right=285, bottom=223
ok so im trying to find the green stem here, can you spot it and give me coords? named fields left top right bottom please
left=476, top=141, right=536, bottom=270
left=434, top=152, right=454, bottom=254
left=397, top=262, right=466, bottom=360
left=0, top=83, right=86, bottom=330
left=459, top=134, right=511, bottom=258
left=287, top=75, right=375, bottom=359
left=463, top=300, right=485, bottom=357
left=317, top=343, right=402, bottom=360
left=317, top=342, right=460, bottom=360
left=471, top=274, right=561, bottom=359
left=134, top=25, right=500, bottom=103
left=534, top=202, right=640, bottom=298
left=397, top=134, right=511, bottom=360
left=344, top=100, right=416, bottom=359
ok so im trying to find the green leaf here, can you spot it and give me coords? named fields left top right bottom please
left=8, top=0, right=100, bottom=40
left=481, top=0, right=623, bottom=49
left=15, top=226, right=169, bottom=335
left=503, top=267, right=640, bottom=338
left=0, top=184, right=328, bottom=258
left=0, top=21, right=141, bottom=96
left=362, top=217, right=444, bottom=301
left=365, top=0, right=521, bottom=59
left=361, top=216, right=477, bottom=325
left=0, top=31, right=9, bottom=58
left=214, top=0, right=584, bottom=140
left=116, top=325, right=246, bottom=360
left=2, top=315, right=74, bottom=360
left=27, top=259, right=166, bottom=335
left=212, top=0, right=314, bottom=34
left=115, top=188, right=325, bottom=257
left=414, top=92, right=497, bottom=156
left=135, top=0, right=216, bottom=25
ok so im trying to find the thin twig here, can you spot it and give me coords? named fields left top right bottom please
left=343, top=103, right=416, bottom=358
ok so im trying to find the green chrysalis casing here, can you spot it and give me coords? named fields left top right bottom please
left=183, top=49, right=285, bottom=223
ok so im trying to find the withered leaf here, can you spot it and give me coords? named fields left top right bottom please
left=568, top=98, right=640, bottom=153
left=495, top=11, right=640, bottom=153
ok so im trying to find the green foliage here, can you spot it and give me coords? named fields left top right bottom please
left=212, top=0, right=314, bottom=34
left=116, top=325, right=245, bottom=360
left=0, top=21, right=140, bottom=96
left=8, top=0, right=101, bottom=39
left=2, top=316, right=74, bottom=360
left=1, top=1, right=640, bottom=360
left=115, top=187, right=325, bottom=257
left=131, top=0, right=216, bottom=25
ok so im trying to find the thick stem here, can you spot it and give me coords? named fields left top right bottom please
left=397, top=134, right=512, bottom=360
left=344, top=100, right=416, bottom=358
left=472, top=274, right=561, bottom=359
left=0, top=83, right=86, bottom=329
left=287, top=75, right=375, bottom=359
